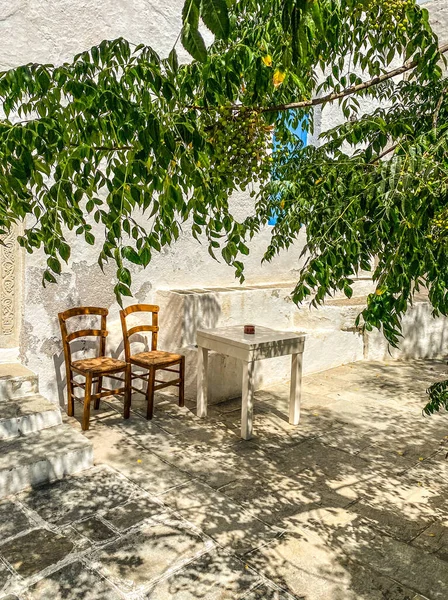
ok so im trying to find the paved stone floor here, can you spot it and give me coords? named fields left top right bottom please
left=1, top=359, right=448, bottom=600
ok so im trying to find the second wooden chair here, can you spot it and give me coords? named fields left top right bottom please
left=120, top=304, right=185, bottom=419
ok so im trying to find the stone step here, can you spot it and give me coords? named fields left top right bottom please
left=0, top=364, right=38, bottom=401
left=0, top=423, right=94, bottom=499
left=0, top=394, right=62, bottom=440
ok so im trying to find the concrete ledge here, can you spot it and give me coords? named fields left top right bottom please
left=0, top=395, right=63, bottom=440
left=0, top=424, right=93, bottom=499
left=0, top=364, right=38, bottom=401
left=365, top=301, right=448, bottom=360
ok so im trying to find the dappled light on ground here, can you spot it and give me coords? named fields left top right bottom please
left=0, top=360, right=447, bottom=599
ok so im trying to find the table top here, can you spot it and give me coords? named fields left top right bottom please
left=196, top=325, right=306, bottom=350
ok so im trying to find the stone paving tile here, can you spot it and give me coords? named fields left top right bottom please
left=82, top=421, right=192, bottom=495
left=333, top=522, right=448, bottom=599
left=92, top=516, right=211, bottom=595
left=268, top=439, right=370, bottom=505
left=347, top=471, right=444, bottom=542
left=323, top=361, right=447, bottom=406
left=226, top=440, right=279, bottom=474
left=412, top=520, right=448, bottom=561
left=219, top=474, right=320, bottom=527
left=246, top=528, right=410, bottom=600
left=269, top=437, right=368, bottom=473
left=225, top=410, right=342, bottom=453
left=17, top=465, right=139, bottom=525
left=242, top=582, right=298, bottom=599
left=0, top=502, right=35, bottom=542
left=347, top=500, right=432, bottom=544
left=0, top=529, right=73, bottom=579
left=0, top=560, right=14, bottom=596
left=417, top=449, right=448, bottom=484
left=102, top=496, right=165, bottom=531
left=161, top=445, right=251, bottom=489
left=72, top=517, right=116, bottom=543
left=3, top=359, right=448, bottom=600
left=256, top=385, right=338, bottom=413
left=145, top=549, right=260, bottom=599
left=358, top=443, right=441, bottom=474
left=158, top=480, right=224, bottom=512
left=172, top=493, right=281, bottom=555
left=26, top=561, right=122, bottom=600
left=316, top=397, right=410, bottom=432
left=283, top=505, right=359, bottom=536
left=315, top=424, right=378, bottom=456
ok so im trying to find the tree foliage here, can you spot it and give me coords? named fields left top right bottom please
left=1, top=0, right=448, bottom=412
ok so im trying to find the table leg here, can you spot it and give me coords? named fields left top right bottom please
left=197, top=346, right=209, bottom=418
left=289, top=352, right=303, bottom=425
left=241, top=360, right=255, bottom=440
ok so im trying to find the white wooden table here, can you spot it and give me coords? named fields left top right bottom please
left=196, top=325, right=306, bottom=440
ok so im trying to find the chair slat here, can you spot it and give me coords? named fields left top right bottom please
left=127, top=324, right=158, bottom=338
left=121, top=304, right=159, bottom=317
left=59, top=306, right=108, bottom=321
left=66, top=329, right=108, bottom=342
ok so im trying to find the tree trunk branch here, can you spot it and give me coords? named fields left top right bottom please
left=260, top=43, right=448, bottom=113
left=189, top=44, right=448, bottom=114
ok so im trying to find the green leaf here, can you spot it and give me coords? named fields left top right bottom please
left=181, top=24, right=207, bottom=63
left=182, top=0, right=200, bottom=28
left=59, top=242, right=71, bottom=262
left=200, top=0, right=230, bottom=40
left=48, top=256, right=61, bottom=275
left=118, top=267, right=132, bottom=286
left=122, top=246, right=141, bottom=264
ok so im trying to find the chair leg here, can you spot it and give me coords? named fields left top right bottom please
left=146, top=367, right=155, bottom=420
left=124, top=364, right=131, bottom=419
left=82, top=373, right=93, bottom=431
left=67, top=368, right=74, bottom=417
left=94, top=376, right=102, bottom=409
left=179, top=357, right=185, bottom=407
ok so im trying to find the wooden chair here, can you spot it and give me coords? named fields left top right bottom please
left=120, top=304, right=185, bottom=419
left=59, top=307, right=131, bottom=431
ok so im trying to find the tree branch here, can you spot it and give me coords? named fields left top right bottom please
left=188, top=43, right=448, bottom=114
left=261, top=43, right=448, bottom=113
left=433, top=85, right=448, bottom=129
left=373, top=142, right=399, bottom=162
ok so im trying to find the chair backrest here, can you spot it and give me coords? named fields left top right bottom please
left=58, top=307, right=108, bottom=365
left=120, top=304, right=159, bottom=361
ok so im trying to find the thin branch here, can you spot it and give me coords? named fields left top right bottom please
left=261, top=43, right=448, bottom=113
left=433, top=85, right=448, bottom=129
left=373, top=142, right=399, bottom=162
left=188, top=43, right=448, bottom=114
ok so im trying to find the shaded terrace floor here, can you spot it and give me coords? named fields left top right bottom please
left=1, top=359, right=448, bottom=599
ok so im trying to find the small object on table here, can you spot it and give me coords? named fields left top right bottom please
left=244, top=324, right=255, bottom=334
left=196, top=325, right=306, bottom=440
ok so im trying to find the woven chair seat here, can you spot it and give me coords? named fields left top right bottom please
left=130, top=350, right=183, bottom=367
left=72, top=356, right=127, bottom=374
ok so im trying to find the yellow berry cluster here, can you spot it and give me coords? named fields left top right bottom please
left=367, top=0, right=414, bottom=31
left=206, top=107, right=274, bottom=190
left=429, top=207, right=448, bottom=241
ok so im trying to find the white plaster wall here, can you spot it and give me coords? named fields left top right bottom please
left=365, top=302, right=448, bottom=361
